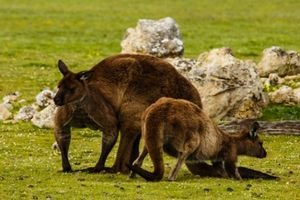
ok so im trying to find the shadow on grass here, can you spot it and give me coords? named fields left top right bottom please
left=65, top=165, right=279, bottom=180
left=186, top=162, right=279, bottom=180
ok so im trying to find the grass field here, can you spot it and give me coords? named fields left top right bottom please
left=0, top=0, right=300, bottom=199
left=1, top=123, right=299, bottom=200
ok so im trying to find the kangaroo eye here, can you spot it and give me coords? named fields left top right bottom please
left=64, top=87, right=75, bottom=94
left=69, top=88, right=75, bottom=93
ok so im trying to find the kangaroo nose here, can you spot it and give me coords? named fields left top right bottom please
left=54, top=96, right=63, bottom=106
left=260, top=149, right=267, bottom=158
left=263, top=150, right=267, bottom=157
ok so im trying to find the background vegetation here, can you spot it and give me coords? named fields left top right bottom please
left=0, top=0, right=299, bottom=199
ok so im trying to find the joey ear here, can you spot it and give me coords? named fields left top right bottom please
left=58, top=60, right=70, bottom=76
left=77, top=71, right=93, bottom=81
left=249, top=122, right=260, bottom=138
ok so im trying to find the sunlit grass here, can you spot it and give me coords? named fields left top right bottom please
left=0, top=123, right=299, bottom=199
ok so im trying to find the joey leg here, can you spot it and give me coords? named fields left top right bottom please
left=168, top=152, right=189, bottom=181
left=186, top=161, right=228, bottom=178
left=225, top=161, right=242, bottom=180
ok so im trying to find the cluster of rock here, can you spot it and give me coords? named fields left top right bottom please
left=1, top=17, right=299, bottom=128
left=168, top=48, right=267, bottom=120
left=0, top=89, right=56, bottom=128
left=0, top=92, right=20, bottom=121
left=259, top=47, right=300, bottom=105
left=121, top=17, right=300, bottom=116
left=257, top=46, right=300, bottom=77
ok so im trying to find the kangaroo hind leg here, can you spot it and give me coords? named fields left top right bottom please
left=130, top=147, right=148, bottom=178
left=168, top=135, right=199, bottom=181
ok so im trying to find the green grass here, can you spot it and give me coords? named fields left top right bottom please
left=1, top=0, right=300, bottom=101
left=0, top=0, right=300, bottom=199
left=1, top=123, right=299, bottom=200
left=260, top=104, right=300, bottom=121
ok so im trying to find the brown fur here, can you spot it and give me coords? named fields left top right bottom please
left=130, top=97, right=266, bottom=181
left=53, top=54, right=202, bottom=173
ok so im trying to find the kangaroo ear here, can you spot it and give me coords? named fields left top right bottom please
left=58, top=60, right=70, bottom=76
left=249, top=122, right=260, bottom=138
left=77, top=71, right=93, bottom=81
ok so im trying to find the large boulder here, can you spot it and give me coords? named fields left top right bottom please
left=165, top=57, right=197, bottom=77
left=176, top=48, right=267, bottom=121
left=257, top=46, right=300, bottom=77
left=121, top=17, right=183, bottom=57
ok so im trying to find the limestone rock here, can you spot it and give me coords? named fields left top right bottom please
left=121, top=17, right=183, bottom=57
left=14, top=106, right=36, bottom=121
left=283, top=74, right=300, bottom=82
left=269, top=85, right=298, bottom=105
left=31, top=103, right=56, bottom=129
left=257, top=46, right=300, bottom=77
left=36, top=89, right=55, bottom=108
left=31, top=89, right=57, bottom=128
left=0, top=104, right=12, bottom=120
left=294, top=88, right=300, bottom=104
left=165, top=57, right=197, bottom=77
left=0, top=92, right=20, bottom=121
left=3, top=92, right=20, bottom=104
left=187, top=47, right=266, bottom=121
left=268, top=73, right=282, bottom=86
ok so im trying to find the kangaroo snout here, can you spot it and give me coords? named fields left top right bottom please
left=54, top=96, right=64, bottom=106
left=258, top=149, right=267, bottom=158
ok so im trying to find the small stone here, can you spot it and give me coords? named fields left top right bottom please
left=269, top=85, right=297, bottom=105
left=14, top=106, right=36, bottom=121
left=35, top=89, right=55, bottom=108
left=2, top=92, right=20, bottom=103
left=0, top=104, right=12, bottom=120
left=32, top=195, right=38, bottom=200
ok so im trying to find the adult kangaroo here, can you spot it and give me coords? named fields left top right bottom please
left=130, top=97, right=267, bottom=181
left=53, top=54, right=202, bottom=173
